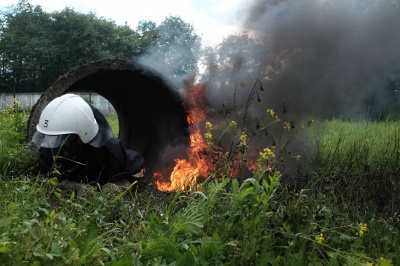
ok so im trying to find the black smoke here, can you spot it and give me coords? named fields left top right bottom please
left=195, top=0, right=400, bottom=176
left=205, top=0, right=400, bottom=120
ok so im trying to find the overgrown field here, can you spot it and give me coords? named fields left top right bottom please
left=1, top=101, right=400, bottom=265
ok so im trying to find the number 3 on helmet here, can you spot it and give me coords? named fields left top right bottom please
left=33, top=94, right=99, bottom=148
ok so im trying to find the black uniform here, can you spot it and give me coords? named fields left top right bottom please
left=38, top=138, right=144, bottom=184
left=36, top=105, right=145, bottom=185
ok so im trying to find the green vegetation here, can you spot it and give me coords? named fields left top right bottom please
left=310, top=119, right=400, bottom=171
left=0, top=99, right=36, bottom=177
left=1, top=1, right=400, bottom=263
left=2, top=100, right=400, bottom=265
left=0, top=0, right=200, bottom=93
left=105, top=113, right=119, bottom=137
left=304, top=119, right=400, bottom=219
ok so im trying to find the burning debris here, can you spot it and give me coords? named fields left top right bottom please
left=153, top=83, right=212, bottom=192
left=152, top=78, right=286, bottom=192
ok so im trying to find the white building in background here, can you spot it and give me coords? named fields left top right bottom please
left=0, top=92, right=116, bottom=114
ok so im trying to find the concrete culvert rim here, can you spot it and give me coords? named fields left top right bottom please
left=27, top=59, right=190, bottom=185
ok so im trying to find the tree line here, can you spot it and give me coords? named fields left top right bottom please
left=1, top=0, right=399, bottom=119
left=0, top=0, right=267, bottom=96
left=0, top=0, right=202, bottom=93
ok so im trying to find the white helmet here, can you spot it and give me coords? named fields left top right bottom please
left=34, top=94, right=99, bottom=147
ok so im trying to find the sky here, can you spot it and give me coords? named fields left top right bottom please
left=0, top=0, right=245, bottom=47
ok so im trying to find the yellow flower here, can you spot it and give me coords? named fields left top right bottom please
left=315, top=233, right=324, bottom=244
left=205, top=121, right=213, bottom=130
left=240, top=81, right=247, bottom=87
left=283, top=121, right=291, bottom=131
left=205, top=132, right=213, bottom=147
left=230, top=120, right=237, bottom=128
left=266, top=108, right=275, bottom=117
left=293, top=155, right=301, bottom=160
left=360, top=223, right=367, bottom=231
left=356, top=223, right=367, bottom=236
left=258, top=147, right=275, bottom=161
left=240, top=132, right=247, bottom=147
left=205, top=132, right=212, bottom=141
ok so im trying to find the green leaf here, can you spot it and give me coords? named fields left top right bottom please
left=380, top=258, right=394, bottom=266
left=253, top=213, right=261, bottom=225
left=339, top=233, right=357, bottom=241
left=0, top=217, right=12, bottom=227
left=6, top=202, right=17, bottom=215
left=102, top=247, right=116, bottom=261
left=66, top=248, right=80, bottom=264
left=54, top=191, right=61, bottom=200
left=70, top=191, right=75, bottom=201
left=33, top=248, right=46, bottom=257
left=0, top=245, right=10, bottom=254
left=238, top=187, right=255, bottom=202
left=111, top=181, right=137, bottom=204
left=194, top=191, right=208, bottom=201
left=176, top=249, right=196, bottom=266
left=101, top=247, right=112, bottom=255
left=243, top=221, right=250, bottom=229
left=49, top=177, right=59, bottom=186
left=38, top=207, right=50, bottom=216
left=232, top=178, right=240, bottom=194
left=211, top=232, right=221, bottom=241
left=77, top=219, right=100, bottom=257
left=51, top=242, right=63, bottom=256
left=30, top=219, right=44, bottom=240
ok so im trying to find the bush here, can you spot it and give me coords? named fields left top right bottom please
left=0, top=98, right=36, bottom=178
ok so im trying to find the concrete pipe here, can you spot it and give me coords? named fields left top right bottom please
left=27, top=59, right=190, bottom=184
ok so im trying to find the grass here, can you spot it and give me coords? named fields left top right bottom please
left=105, top=113, right=119, bottom=137
left=1, top=100, right=400, bottom=265
left=303, top=119, right=400, bottom=219
left=310, top=119, right=400, bottom=171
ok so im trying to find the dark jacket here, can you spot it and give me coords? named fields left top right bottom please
left=38, top=137, right=145, bottom=184
left=37, top=104, right=144, bottom=184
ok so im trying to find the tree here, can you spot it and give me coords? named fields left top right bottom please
left=0, top=0, right=53, bottom=92
left=136, top=20, right=158, bottom=54
left=0, top=2, right=201, bottom=93
left=200, top=34, right=267, bottom=108
left=46, top=8, right=117, bottom=69
left=0, top=0, right=145, bottom=93
left=138, top=16, right=201, bottom=88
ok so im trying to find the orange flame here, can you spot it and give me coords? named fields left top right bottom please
left=153, top=83, right=212, bottom=192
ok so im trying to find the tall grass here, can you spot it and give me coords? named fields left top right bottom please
left=0, top=99, right=36, bottom=179
left=310, top=119, right=400, bottom=171
left=1, top=99, right=400, bottom=265
left=303, top=118, right=400, bottom=219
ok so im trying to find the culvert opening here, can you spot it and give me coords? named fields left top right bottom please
left=28, top=59, right=190, bottom=185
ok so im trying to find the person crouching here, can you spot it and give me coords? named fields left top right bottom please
left=32, top=93, right=145, bottom=190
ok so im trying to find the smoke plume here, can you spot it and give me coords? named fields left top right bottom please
left=206, top=0, right=400, bottom=119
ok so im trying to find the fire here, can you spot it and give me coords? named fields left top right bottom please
left=153, top=83, right=212, bottom=192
